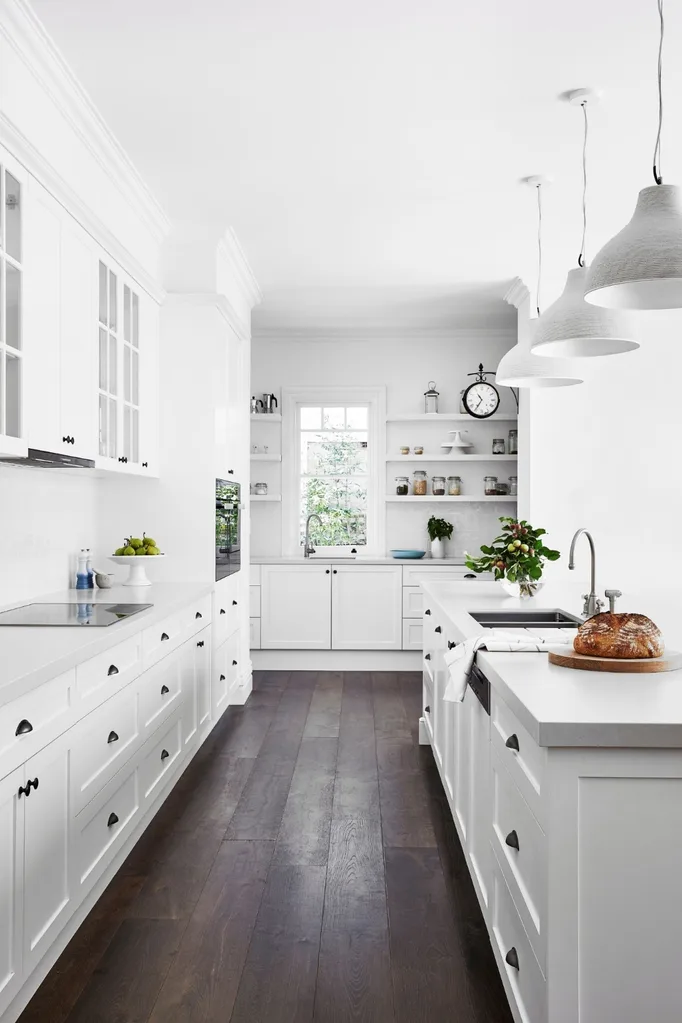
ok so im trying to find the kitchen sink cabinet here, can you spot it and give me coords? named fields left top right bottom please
left=331, top=565, right=402, bottom=650
left=261, top=565, right=332, bottom=649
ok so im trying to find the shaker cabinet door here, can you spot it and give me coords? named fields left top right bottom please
left=0, top=768, right=23, bottom=1022
left=260, top=566, right=331, bottom=649
left=331, top=565, right=402, bottom=650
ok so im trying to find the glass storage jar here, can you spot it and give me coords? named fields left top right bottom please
left=492, top=438, right=506, bottom=455
left=395, top=476, right=410, bottom=496
left=254, top=482, right=268, bottom=496
left=432, top=476, right=446, bottom=496
left=483, top=475, right=498, bottom=496
left=413, top=470, right=428, bottom=495
left=447, top=475, right=462, bottom=495
left=508, top=429, right=518, bottom=455
left=508, top=475, right=518, bottom=495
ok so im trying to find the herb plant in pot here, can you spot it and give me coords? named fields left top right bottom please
left=427, top=516, right=453, bottom=560
left=465, top=517, right=560, bottom=597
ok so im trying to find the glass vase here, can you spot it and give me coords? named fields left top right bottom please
left=499, top=576, right=544, bottom=599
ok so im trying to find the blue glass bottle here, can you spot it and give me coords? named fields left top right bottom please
left=76, top=550, right=90, bottom=590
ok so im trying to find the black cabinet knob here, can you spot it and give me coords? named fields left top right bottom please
left=425, top=705, right=431, bottom=713
left=107, top=730, right=119, bottom=744
left=228, top=469, right=234, bottom=474
left=505, top=829, right=520, bottom=851
left=161, top=632, right=169, bottom=641
left=332, top=569, right=338, bottom=574
left=505, top=947, right=520, bottom=971
left=118, top=456, right=128, bottom=463
left=195, top=611, right=203, bottom=619
left=62, top=436, right=69, bottom=444
left=107, top=812, right=119, bottom=828
left=425, top=653, right=431, bottom=660
left=220, top=674, right=226, bottom=682
left=160, top=749, right=170, bottom=761
left=107, top=664, right=119, bottom=676
left=505, top=733, right=520, bottom=752
left=18, top=783, right=31, bottom=798
left=325, top=569, right=330, bottom=574
left=160, top=684, right=170, bottom=695
left=30, top=777, right=38, bottom=791
left=220, top=608, right=226, bottom=615
left=448, top=641, right=456, bottom=650
left=15, top=719, right=33, bottom=736
left=435, top=625, right=442, bottom=634
left=232, top=659, right=238, bottom=666
left=197, top=640, right=205, bottom=648
left=232, top=600, right=238, bottom=606
left=425, top=609, right=431, bottom=616
left=142, top=461, right=148, bottom=468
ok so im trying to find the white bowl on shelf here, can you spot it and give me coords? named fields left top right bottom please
left=109, top=554, right=165, bottom=587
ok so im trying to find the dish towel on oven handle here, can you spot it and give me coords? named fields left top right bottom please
left=443, top=631, right=572, bottom=702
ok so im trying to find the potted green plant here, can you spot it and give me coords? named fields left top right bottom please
left=465, top=516, right=560, bottom=597
left=427, top=516, right=453, bottom=560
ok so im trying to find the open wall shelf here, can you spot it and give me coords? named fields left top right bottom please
left=386, top=414, right=517, bottom=423
left=386, top=454, right=518, bottom=463
left=251, top=454, right=282, bottom=461
left=385, top=495, right=517, bottom=503
left=251, top=494, right=282, bottom=502
left=251, top=413, right=282, bottom=422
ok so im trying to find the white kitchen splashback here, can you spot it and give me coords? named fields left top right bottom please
left=386, top=500, right=505, bottom=559
left=0, top=465, right=97, bottom=606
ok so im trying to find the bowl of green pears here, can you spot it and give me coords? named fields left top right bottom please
left=110, top=534, right=164, bottom=586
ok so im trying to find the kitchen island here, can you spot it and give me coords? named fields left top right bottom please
left=420, top=578, right=682, bottom=1023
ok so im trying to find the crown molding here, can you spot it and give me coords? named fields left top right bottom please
left=163, top=292, right=251, bottom=342
left=503, top=277, right=531, bottom=309
left=252, top=325, right=517, bottom=343
left=0, top=0, right=170, bottom=245
left=0, top=112, right=165, bottom=303
left=217, top=228, right=262, bottom=309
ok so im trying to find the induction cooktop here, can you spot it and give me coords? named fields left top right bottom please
left=0, top=603, right=153, bottom=627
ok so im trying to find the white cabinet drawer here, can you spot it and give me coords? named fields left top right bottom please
left=0, top=670, right=73, bottom=780
left=402, top=564, right=480, bottom=586
left=402, top=619, right=423, bottom=650
left=71, top=685, right=140, bottom=816
left=139, top=712, right=183, bottom=802
left=75, top=765, right=140, bottom=892
left=490, top=855, right=546, bottom=1023
left=249, top=617, right=261, bottom=649
left=143, top=595, right=211, bottom=668
left=402, top=586, right=424, bottom=618
left=213, top=592, right=239, bottom=648
left=491, top=691, right=546, bottom=827
left=225, top=630, right=242, bottom=696
left=76, top=635, right=141, bottom=708
left=422, top=609, right=447, bottom=650
left=138, top=657, right=183, bottom=734
left=249, top=585, right=261, bottom=618
left=492, top=749, right=547, bottom=969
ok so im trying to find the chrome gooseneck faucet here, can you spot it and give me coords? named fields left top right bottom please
left=304, top=513, right=322, bottom=558
left=568, top=528, right=604, bottom=618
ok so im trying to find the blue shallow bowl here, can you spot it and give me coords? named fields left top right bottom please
left=390, top=549, right=426, bottom=560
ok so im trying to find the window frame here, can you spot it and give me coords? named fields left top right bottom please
left=282, top=385, right=386, bottom=556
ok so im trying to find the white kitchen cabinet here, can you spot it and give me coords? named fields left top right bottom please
left=21, top=733, right=71, bottom=976
left=196, top=632, right=211, bottom=732
left=0, top=148, right=27, bottom=458
left=261, top=565, right=331, bottom=649
left=467, top=688, right=492, bottom=909
left=181, top=630, right=210, bottom=746
left=0, top=768, right=23, bottom=1021
left=331, top=565, right=402, bottom=650
left=249, top=618, right=261, bottom=650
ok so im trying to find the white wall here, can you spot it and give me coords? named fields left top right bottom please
left=528, top=309, right=682, bottom=629
left=0, top=465, right=97, bottom=605
left=251, top=332, right=516, bottom=558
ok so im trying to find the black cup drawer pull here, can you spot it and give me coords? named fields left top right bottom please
left=448, top=641, right=456, bottom=650
left=160, top=749, right=170, bottom=761
left=232, top=600, right=238, bottom=606
left=107, top=664, right=119, bottom=676
left=107, top=730, right=119, bottom=744
left=220, top=674, right=226, bottom=682
left=160, top=684, right=170, bottom=695
left=505, top=829, right=520, bottom=851
left=424, top=653, right=431, bottom=660
left=424, top=705, right=431, bottom=713
left=505, top=733, right=520, bottom=752
left=160, top=632, right=169, bottom=641
left=505, top=947, right=520, bottom=971
left=220, top=608, right=226, bottom=615
left=15, top=719, right=33, bottom=736
left=197, top=640, right=205, bottom=648
left=195, top=611, right=203, bottom=619
left=434, top=625, right=442, bottom=633
left=107, top=812, right=119, bottom=828
left=425, top=609, right=431, bottom=616
left=232, top=660, right=238, bottom=666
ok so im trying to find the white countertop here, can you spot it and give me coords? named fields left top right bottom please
left=0, top=582, right=212, bottom=708
left=251, top=555, right=479, bottom=567
left=421, top=579, right=682, bottom=748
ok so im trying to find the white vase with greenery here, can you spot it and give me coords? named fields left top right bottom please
left=427, top=516, right=453, bottom=560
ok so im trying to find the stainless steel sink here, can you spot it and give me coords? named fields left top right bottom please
left=470, top=609, right=582, bottom=629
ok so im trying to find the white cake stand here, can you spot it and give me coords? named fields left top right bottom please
left=109, top=554, right=165, bottom=587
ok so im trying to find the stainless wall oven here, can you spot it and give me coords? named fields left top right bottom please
left=216, top=478, right=241, bottom=581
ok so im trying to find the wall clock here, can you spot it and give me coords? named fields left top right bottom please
left=462, top=363, right=500, bottom=419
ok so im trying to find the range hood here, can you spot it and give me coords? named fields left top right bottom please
left=1, top=448, right=95, bottom=469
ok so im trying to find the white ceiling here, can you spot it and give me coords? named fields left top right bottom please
left=31, top=0, right=682, bottom=327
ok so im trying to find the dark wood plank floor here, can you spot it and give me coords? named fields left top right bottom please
left=19, top=671, right=513, bottom=1023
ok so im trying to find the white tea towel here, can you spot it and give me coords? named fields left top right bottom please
left=443, top=631, right=572, bottom=703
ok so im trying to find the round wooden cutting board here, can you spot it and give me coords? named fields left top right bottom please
left=548, top=648, right=682, bottom=673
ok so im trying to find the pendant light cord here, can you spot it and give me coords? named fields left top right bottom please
left=535, top=183, right=542, bottom=316
left=578, top=101, right=588, bottom=267
left=653, top=0, right=664, bottom=184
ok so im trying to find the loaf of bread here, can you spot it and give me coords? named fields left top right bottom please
left=573, top=612, right=664, bottom=659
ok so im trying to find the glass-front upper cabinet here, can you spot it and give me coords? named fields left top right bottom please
left=0, top=150, right=26, bottom=456
left=97, top=258, right=156, bottom=473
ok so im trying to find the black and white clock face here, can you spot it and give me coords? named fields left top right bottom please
left=463, top=381, right=500, bottom=419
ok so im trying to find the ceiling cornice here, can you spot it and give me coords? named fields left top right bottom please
left=503, top=277, right=531, bottom=309
left=163, top=292, right=251, bottom=342
left=252, top=326, right=517, bottom=343
left=0, top=0, right=171, bottom=245
left=217, top=228, right=262, bottom=309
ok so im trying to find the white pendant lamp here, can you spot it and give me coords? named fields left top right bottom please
left=533, top=91, right=639, bottom=357
left=496, top=177, right=583, bottom=388
left=585, top=0, right=682, bottom=309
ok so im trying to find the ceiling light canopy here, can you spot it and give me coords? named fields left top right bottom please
left=532, top=89, right=639, bottom=358
left=584, top=0, right=682, bottom=310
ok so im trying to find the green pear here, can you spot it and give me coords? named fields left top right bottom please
left=123, top=546, right=136, bottom=557
left=114, top=546, right=125, bottom=556
left=143, top=534, right=156, bottom=548
left=146, top=545, right=161, bottom=556
left=134, top=547, right=147, bottom=556
left=129, top=537, right=143, bottom=549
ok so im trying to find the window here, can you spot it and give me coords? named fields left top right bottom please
left=298, top=404, right=370, bottom=550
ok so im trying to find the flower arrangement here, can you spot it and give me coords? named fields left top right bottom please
left=465, top=517, right=560, bottom=597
